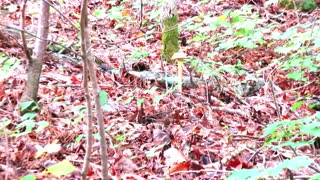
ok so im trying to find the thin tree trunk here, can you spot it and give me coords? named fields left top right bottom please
left=79, top=0, right=93, bottom=178
left=20, top=0, right=49, bottom=104
left=79, top=0, right=110, bottom=179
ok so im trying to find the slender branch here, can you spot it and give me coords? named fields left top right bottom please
left=79, top=1, right=93, bottom=178
left=170, top=169, right=233, bottom=175
left=80, top=0, right=110, bottom=179
left=139, top=0, right=143, bottom=29
left=276, top=80, right=315, bottom=95
left=43, top=0, right=80, bottom=31
left=0, top=23, right=81, bottom=57
left=4, top=131, right=9, bottom=180
left=270, top=80, right=282, bottom=121
left=20, top=0, right=32, bottom=61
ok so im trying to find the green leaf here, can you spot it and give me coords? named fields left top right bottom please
left=21, top=112, right=37, bottom=121
left=107, top=6, right=123, bottom=20
left=20, top=174, right=36, bottom=180
left=137, top=98, right=144, bottom=107
left=35, top=121, right=49, bottom=133
left=262, top=121, right=281, bottom=137
left=229, top=156, right=312, bottom=179
left=43, top=160, right=76, bottom=177
left=75, top=134, right=84, bottom=143
left=309, top=102, right=320, bottom=109
left=145, top=143, right=166, bottom=158
left=20, top=101, right=36, bottom=112
left=0, top=119, right=11, bottom=130
left=14, top=119, right=36, bottom=137
left=153, top=93, right=166, bottom=105
left=276, top=155, right=312, bottom=171
left=227, top=168, right=263, bottom=180
left=286, top=71, right=307, bottom=82
left=291, top=101, right=305, bottom=111
left=280, top=140, right=311, bottom=148
left=123, top=96, right=134, bottom=104
left=99, top=90, right=108, bottom=105
left=300, top=121, right=320, bottom=136
left=310, top=174, right=320, bottom=180
left=144, top=86, right=158, bottom=94
left=94, top=8, right=107, bottom=19
left=102, top=104, right=112, bottom=111
left=74, top=22, right=80, bottom=28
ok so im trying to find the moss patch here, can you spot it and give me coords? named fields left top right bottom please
left=161, top=15, right=179, bottom=63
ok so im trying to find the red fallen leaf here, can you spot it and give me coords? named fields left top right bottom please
left=227, top=154, right=253, bottom=170
left=73, top=100, right=84, bottom=106
left=190, top=161, right=205, bottom=173
left=192, top=126, right=201, bottom=133
left=136, top=41, right=145, bottom=47
left=70, top=75, right=81, bottom=84
left=227, top=157, right=242, bottom=170
left=201, top=115, right=210, bottom=128
left=237, top=125, right=246, bottom=132
left=192, top=106, right=205, bottom=118
left=169, top=161, right=205, bottom=175
left=282, top=115, right=289, bottom=120
left=0, top=82, right=6, bottom=100
left=189, top=149, right=201, bottom=160
left=109, top=19, right=116, bottom=28
left=56, top=19, right=62, bottom=28
left=169, top=161, right=190, bottom=174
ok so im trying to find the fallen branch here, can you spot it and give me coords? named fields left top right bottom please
left=128, top=70, right=206, bottom=89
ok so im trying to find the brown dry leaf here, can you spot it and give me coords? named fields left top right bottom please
left=113, top=157, right=138, bottom=174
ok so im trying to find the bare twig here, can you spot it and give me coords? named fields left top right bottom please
left=247, top=146, right=263, bottom=163
left=288, top=146, right=320, bottom=173
left=170, top=168, right=233, bottom=176
left=139, top=0, right=143, bottom=29
left=269, top=80, right=282, bottom=121
left=276, top=80, right=315, bottom=95
left=43, top=0, right=80, bottom=31
left=20, top=0, right=32, bottom=61
left=0, top=23, right=81, bottom=57
left=4, top=131, right=9, bottom=180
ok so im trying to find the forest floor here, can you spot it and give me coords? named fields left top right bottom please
left=0, top=0, right=320, bottom=179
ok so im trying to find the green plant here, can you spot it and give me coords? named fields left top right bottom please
left=185, top=5, right=268, bottom=50
left=14, top=101, right=49, bottom=137
left=0, top=53, right=20, bottom=81
left=93, top=5, right=129, bottom=30
left=20, top=174, right=36, bottom=180
left=131, top=50, right=149, bottom=59
left=272, top=21, right=320, bottom=82
left=0, top=119, right=11, bottom=135
left=228, top=155, right=313, bottom=180
left=71, top=104, right=87, bottom=124
left=228, top=112, right=320, bottom=179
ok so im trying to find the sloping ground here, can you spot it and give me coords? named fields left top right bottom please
left=0, top=0, right=319, bottom=179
